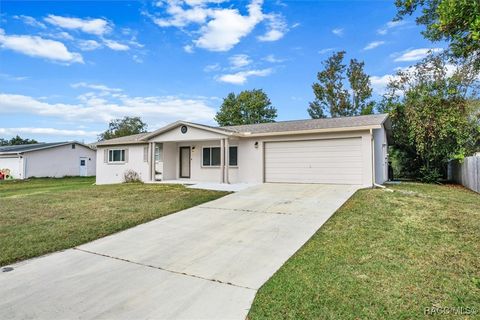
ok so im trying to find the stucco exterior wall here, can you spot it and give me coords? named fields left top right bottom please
left=150, top=125, right=228, bottom=142
left=373, top=128, right=388, bottom=184
left=0, top=156, right=24, bottom=179
left=95, top=144, right=149, bottom=184
left=24, top=144, right=96, bottom=178
left=236, top=130, right=374, bottom=186
left=95, top=126, right=388, bottom=187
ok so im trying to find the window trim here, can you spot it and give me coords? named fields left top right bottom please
left=201, top=146, right=238, bottom=168
left=108, top=148, right=126, bottom=164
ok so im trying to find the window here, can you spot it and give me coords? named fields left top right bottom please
left=108, top=149, right=126, bottom=162
left=229, top=146, right=238, bottom=166
left=155, top=144, right=163, bottom=162
left=80, top=160, right=86, bottom=166
left=202, top=146, right=238, bottom=167
left=71, top=144, right=76, bottom=149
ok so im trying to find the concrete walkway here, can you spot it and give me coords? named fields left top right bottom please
left=0, top=183, right=360, bottom=320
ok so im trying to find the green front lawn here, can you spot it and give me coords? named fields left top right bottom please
left=249, top=183, right=480, bottom=319
left=0, top=177, right=228, bottom=266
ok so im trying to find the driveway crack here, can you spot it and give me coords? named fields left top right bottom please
left=73, top=248, right=256, bottom=291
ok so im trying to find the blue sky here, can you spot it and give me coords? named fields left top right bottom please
left=0, top=0, right=443, bottom=142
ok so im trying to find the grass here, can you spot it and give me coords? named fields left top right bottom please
left=0, top=177, right=228, bottom=266
left=249, top=183, right=480, bottom=320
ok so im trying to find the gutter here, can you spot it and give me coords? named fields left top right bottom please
left=237, top=125, right=382, bottom=138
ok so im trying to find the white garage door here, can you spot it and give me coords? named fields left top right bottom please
left=264, top=138, right=363, bottom=184
left=0, top=157, right=23, bottom=179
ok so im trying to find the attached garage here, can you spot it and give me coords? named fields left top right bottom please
left=264, top=138, right=363, bottom=185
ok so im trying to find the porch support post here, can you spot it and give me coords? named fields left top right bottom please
left=224, top=138, right=230, bottom=184
left=220, top=139, right=225, bottom=183
left=149, top=142, right=155, bottom=182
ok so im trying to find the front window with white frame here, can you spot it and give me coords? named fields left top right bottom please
left=202, top=146, right=238, bottom=167
left=108, top=149, right=126, bottom=163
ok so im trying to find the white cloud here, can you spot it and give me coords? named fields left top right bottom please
left=103, top=39, right=129, bottom=51
left=229, top=54, right=251, bottom=68
left=364, top=40, right=385, bottom=50
left=377, top=20, right=408, bottom=35
left=204, top=63, right=220, bottom=72
left=183, top=44, right=194, bottom=53
left=0, top=85, right=217, bottom=126
left=0, top=127, right=99, bottom=137
left=14, top=15, right=47, bottom=29
left=71, top=82, right=122, bottom=93
left=194, top=0, right=264, bottom=51
left=44, top=15, right=111, bottom=36
left=150, top=0, right=284, bottom=51
left=263, top=54, right=284, bottom=63
left=0, top=73, right=28, bottom=81
left=332, top=28, right=344, bottom=36
left=318, top=47, right=335, bottom=55
left=217, top=68, right=272, bottom=85
left=0, top=29, right=83, bottom=64
left=370, top=74, right=397, bottom=95
left=393, top=48, right=443, bottom=62
left=257, top=13, right=287, bottom=42
left=77, top=39, right=101, bottom=51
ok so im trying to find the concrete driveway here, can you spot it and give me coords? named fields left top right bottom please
left=0, top=183, right=359, bottom=320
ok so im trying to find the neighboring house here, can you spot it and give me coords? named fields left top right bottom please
left=0, top=142, right=96, bottom=180
left=96, top=114, right=391, bottom=187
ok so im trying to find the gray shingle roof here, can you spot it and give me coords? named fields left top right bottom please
left=222, top=113, right=388, bottom=134
left=95, top=114, right=388, bottom=146
left=0, top=142, right=80, bottom=154
left=96, top=132, right=150, bottom=146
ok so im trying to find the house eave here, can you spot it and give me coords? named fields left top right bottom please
left=236, top=125, right=383, bottom=138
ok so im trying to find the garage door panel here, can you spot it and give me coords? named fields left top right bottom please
left=264, top=138, right=363, bottom=185
left=265, top=139, right=360, bottom=148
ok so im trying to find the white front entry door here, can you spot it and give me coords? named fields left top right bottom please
left=264, top=138, right=363, bottom=184
left=79, top=157, right=88, bottom=176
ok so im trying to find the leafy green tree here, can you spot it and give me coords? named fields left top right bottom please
left=395, top=0, right=480, bottom=67
left=348, top=59, right=376, bottom=115
left=0, top=135, right=38, bottom=146
left=379, top=54, right=480, bottom=182
left=98, top=116, right=148, bottom=141
left=215, top=89, right=277, bottom=126
left=308, top=51, right=375, bottom=118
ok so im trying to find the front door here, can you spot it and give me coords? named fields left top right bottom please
left=79, top=157, right=88, bottom=176
left=179, top=147, right=191, bottom=178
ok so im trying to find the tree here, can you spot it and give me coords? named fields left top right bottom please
left=395, top=0, right=480, bottom=67
left=0, top=135, right=38, bottom=146
left=98, top=116, right=148, bottom=141
left=215, top=89, right=277, bottom=126
left=379, top=54, right=480, bottom=182
left=308, top=51, right=375, bottom=118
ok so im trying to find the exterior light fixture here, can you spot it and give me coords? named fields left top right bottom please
left=254, top=141, right=259, bottom=148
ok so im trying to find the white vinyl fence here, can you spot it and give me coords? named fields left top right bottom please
left=449, top=156, right=480, bottom=193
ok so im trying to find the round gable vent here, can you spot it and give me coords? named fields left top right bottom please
left=181, top=125, right=188, bottom=134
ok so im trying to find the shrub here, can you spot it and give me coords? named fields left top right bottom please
left=123, top=170, right=141, bottom=183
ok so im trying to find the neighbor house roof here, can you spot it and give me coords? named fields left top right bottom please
left=222, top=114, right=389, bottom=135
left=96, top=114, right=389, bottom=146
left=95, top=132, right=151, bottom=146
left=0, top=142, right=92, bottom=155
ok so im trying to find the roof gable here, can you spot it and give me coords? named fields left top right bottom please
left=141, top=121, right=235, bottom=141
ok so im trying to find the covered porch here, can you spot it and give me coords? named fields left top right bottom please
left=146, top=138, right=239, bottom=184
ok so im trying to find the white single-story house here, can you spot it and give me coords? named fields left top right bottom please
left=0, top=142, right=96, bottom=180
left=95, top=114, right=391, bottom=187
